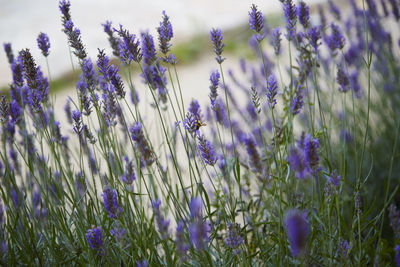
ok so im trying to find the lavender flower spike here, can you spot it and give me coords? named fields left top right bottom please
left=267, top=73, right=278, bottom=109
left=271, top=27, right=282, bottom=55
left=283, top=0, right=297, bottom=40
left=157, top=11, right=174, bottom=55
left=395, top=244, right=400, bottom=266
left=210, top=28, right=225, bottom=64
left=225, top=223, right=244, bottom=253
left=37, top=33, right=50, bottom=57
left=129, top=122, right=155, bottom=166
left=175, top=221, right=189, bottom=259
left=209, top=70, right=220, bottom=107
left=86, top=227, right=103, bottom=252
left=141, top=31, right=157, bottom=65
left=337, top=66, right=350, bottom=93
left=325, top=23, right=345, bottom=52
left=298, top=1, right=310, bottom=29
left=102, top=21, right=121, bottom=58
left=291, top=84, right=303, bottom=115
left=102, top=187, right=122, bottom=218
left=248, top=4, right=264, bottom=40
left=189, top=197, right=210, bottom=250
left=115, top=25, right=142, bottom=64
left=63, top=20, right=87, bottom=60
left=304, top=134, right=320, bottom=173
left=59, top=0, right=71, bottom=26
left=3, top=43, right=14, bottom=64
left=197, top=135, right=217, bottom=166
left=244, top=135, right=263, bottom=173
left=284, top=209, right=310, bottom=257
left=152, top=199, right=170, bottom=239
left=183, top=100, right=204, bottom=136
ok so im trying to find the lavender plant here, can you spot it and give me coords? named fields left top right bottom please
left=1, top=0, right=400, bottom=265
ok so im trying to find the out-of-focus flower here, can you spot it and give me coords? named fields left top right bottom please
left=284, top=209, right=309, bottom=257
left=210, top=28, right=225, bottom=64
left=37, top=33, right=50, bottom=57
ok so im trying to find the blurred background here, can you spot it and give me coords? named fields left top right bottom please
left=0, top=0, right=326, bottom=88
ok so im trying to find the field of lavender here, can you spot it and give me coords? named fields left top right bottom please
left=1, top=0, right=400, bottom=265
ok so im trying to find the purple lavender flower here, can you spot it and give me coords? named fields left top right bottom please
left=248, top=4, right=264, bottom=40
left=111, top=226, right=126, bottom=242
left=64, top=98, right=72, bottom=124
left=225, top=223, right=244, bottom=253
left=213, top=98, right=229, bottom=127
left=308, top=26, right=321, bottom=52
left=337, top=66, right=350, bottom=93
left=102, top=21, right=121, bottom=58
left=395, top=244, right=400, bottom=266
left=141, top=63, right=168, bottom=103
left=325, top=23, right=345, bottom=52
left=350, top=71, right=363, bottom=98
left=165, top=53, right=178, bottom=64
left=298, top=1, right=310, bottom=29
left=328, top=0, right=341, bottom=20
left=11, top=56, right=24, bottom=87
left=3, top=43, right=14, bottom=64
left=267, top=74, right=278, bottom=109
left=0, top=96, right=9, bottom=123
left=121, top=156, right=136, bottom=185
left=304, top=134, right=320, bottom=173
left=71, top=109, right=83, bottom=135
left=0, top=240, right=7, bottom=255
left=20, top=49, right=40, bottom=94
left=189, top=197, right=210, bottom=250
left=337, top=238, right=350, bottom=257
left=11, top=188, right=23, bottom=208
left=59, top=0, right=71, bottom=26
left=37, top=33, right=50, bottom=57
left=190, top=197, right=202, bottom=219
left=318, top=5, right=326, bottom=26
left=244, top=135, right=263, bottom=173
left=10, top=100, right=21, bottom=123
left=291, top=84, right=303, bottom=115
left=141, top=31, right=157, bottom=65
left=33, top=190, right=48, bottom=219
left=102, top=187, right=122, bottom=218
left=197, top=135, right=217, bottom=166
left=175, top=221, right=189, bottom=260
left=136, top=260, right=148, bottom=267
left=86, top=227, right=103, bottom=251
left=209, top=70, right=220, bottom=107
left=101, top=85, right=118, bottom=127
left=157, top=11, right=174, bottom=55
left=63, top=20, right=87, bottom=60
left=129, top=122, right=155, bottom=166
left=246, top=101, right=258, bottom=121
left=288, top=146, right=310, bottom=179
left=328, top=170, right=341, bottom=187
left=75, top=171, right=86, bottom=196
left=183, top=100, right=203, bottom=136
left=271, top=27, right=282, bottom=55
left=284, top=209, right=309, bottom=257
left=115, top=25, right=142, bottom=64
left=81, top=58, right=98, bottom=92
left=210, top=28, right=225, bottom=64
left=283, top=0, right=297, bottom=40
left=152, top=199, right=170, bottom=239
left=130, top=89, right=140, bottom=105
